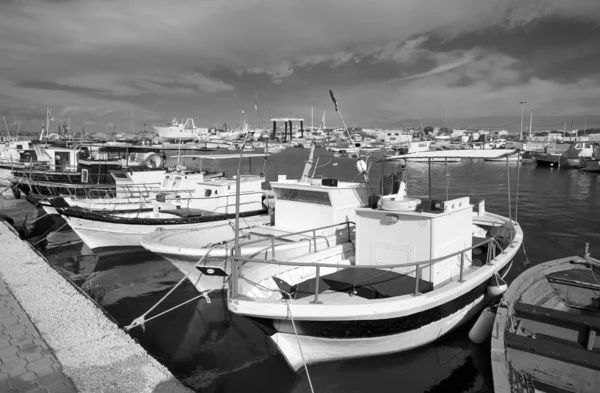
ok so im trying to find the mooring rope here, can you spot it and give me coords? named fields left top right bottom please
left=31, top=222, right=68, bottom=246
left=284, top=297, right=315, bottom=393
left=514, top=153, right=522, bottom=222
left=125, top=245, right=221, bottom=331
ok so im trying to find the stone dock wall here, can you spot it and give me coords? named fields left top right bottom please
left=0, top=221, right=192, bottom=393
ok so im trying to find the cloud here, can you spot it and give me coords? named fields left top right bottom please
left=1, top=0, right=600, bottom=128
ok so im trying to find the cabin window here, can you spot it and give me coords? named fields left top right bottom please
left=173, top=176, right=182, bottom=189
left=81, top=169, right=89, bottom=183
left=274, top=188, right=331, bottom=205
left=112, top=172, right=129, bottom=179
left=16, top=144, right=23, bottom=149
left=162, top=176, right=170, bottom=188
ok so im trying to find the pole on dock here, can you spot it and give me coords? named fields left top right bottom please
left=428, top=158, right=432, bottom=200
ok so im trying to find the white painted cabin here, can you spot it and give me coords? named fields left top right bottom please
left=270, top=175, right=371, bottom=233
left=354, top=196, right=472, bottom=286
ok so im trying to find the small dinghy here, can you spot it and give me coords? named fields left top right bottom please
left=491, top=245, right=600, bottom=393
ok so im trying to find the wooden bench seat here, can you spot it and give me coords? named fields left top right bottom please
left=506, top=332, right=600, bottom=371
left=514, top=302, right=600, bottom=330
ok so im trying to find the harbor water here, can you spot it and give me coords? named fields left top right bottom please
left=3, top=147, right=600, bottom=393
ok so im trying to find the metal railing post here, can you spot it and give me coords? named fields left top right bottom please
left=310, top=266, right=323, bottom=304
left=230, top=251, right=239, bottom=299
left=271, top=237, right=276, bottom=259
left=312, top=230, right=317, bottom=252
left=459, top=252, right=465, bottom=282
left=347, top=222, right=351, bottom=243
left=414, top=266, right=421, bottom=296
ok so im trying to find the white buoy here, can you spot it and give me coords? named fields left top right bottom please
left=469, top=307, right=496, bottom=344
left=356, top=159, right=367, bottom=174
left=487, top=283, right=508, bottom=297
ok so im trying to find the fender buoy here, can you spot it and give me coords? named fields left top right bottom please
left=144, top=153, right=163, bottom=168
left=11, top=185, right=21, bottom=199
left=468, top=307, right=497, bottom=344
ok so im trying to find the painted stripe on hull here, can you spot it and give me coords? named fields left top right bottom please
left=272, top=293, right=488, bottom=371
left=249, top=280, right=489, bottom=338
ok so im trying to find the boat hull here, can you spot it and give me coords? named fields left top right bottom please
left=531, top=152, right=560, bottom=166
left=268, top=290, right=487, bottom=371
left=229, top=214, right=523, bottom=370
left=152, top=126, right=197, bottom=142
left=61, top=210, right=270, bottom=249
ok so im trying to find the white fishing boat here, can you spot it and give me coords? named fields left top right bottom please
left=153, top=117, right=208, bottom=142
left=49, top=154, right=268, bottom=213
left=57, top=155, right=271, bottom=249
left=58, top=206, right=270, bottom=250
left=222, top=149, right=523, bottom=371
left=140, top=147, right=370, bottom=292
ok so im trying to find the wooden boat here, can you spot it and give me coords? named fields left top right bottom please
left=491, top=247, right=600, bottom=393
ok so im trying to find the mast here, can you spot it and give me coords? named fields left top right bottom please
left=528, top=109, right=533, bottom=138
left=2, top=116, right=10, bottom=140
left=300, top=145, right=315, bottom=183
left=311, top=107, right=314, bottom=130
left=131, top=112, right=134, bottom=134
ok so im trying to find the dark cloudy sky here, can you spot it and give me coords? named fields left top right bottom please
left=1, top=0, right=600, bottom=134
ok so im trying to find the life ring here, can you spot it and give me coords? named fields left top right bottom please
left=378, top=196, right=421, bottom=211
left=11, top=185, right=21, bottom=199
left=144, top=153, right=163, bottom=168
left=21, top=151, right=32, bottom=162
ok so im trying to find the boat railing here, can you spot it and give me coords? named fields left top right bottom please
left=169, top=190, right=270, bottom=213
left=12, top=162, right=80, bottom=173
left=229, top=233, right=505, bottom=301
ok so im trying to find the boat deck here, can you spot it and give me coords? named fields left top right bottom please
left=274, top=268, right=433, bottom=302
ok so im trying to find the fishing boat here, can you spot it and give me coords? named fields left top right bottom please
left=216, top=149, right=523, bottom=370
left=152, top=117, right=208, bottom=142
left=140, top=147, right=369, bottom=292
left=491, top=245, right=600, bottom=393
left=530, top=141, right=593, bottom=168
left=56, top=154, right=271, bottom=249
left=9, top=144, right=169, bottom=200
left=48, top=154, right=269, bottom=213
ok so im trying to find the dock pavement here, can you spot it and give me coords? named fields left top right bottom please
left=0, top=221, right=192, bottom=393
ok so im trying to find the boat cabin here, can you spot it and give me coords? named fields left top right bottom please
left=270, top=175, right=371, bottom=233
left=355, top=196, right=473, bottom=286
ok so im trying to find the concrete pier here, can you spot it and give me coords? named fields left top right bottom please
left=0, top=222, right=192, bottom=393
